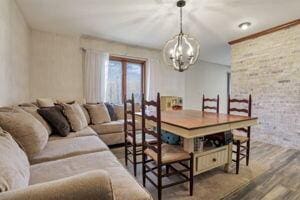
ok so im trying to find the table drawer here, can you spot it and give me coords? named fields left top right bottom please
left=196, top=147, right=228, bottom=172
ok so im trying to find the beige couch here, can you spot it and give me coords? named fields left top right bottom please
left=0, top=110, right=152, bottom=200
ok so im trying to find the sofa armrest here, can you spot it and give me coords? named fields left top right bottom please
left=0, top=170, right=114, bottom=200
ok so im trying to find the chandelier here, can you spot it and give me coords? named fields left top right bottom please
left=163, top=0, right=200, bottom=72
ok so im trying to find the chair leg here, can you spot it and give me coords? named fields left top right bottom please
left=125, top=140, right=128, bottom=166
left=158, top=164, right=162, bottom=200
left=246, top=140, right=250, bottom=166
left=142, top=153, right=146, bottom=187
left=133, top=145, right=137, bottom=177
left=166, top=165, right=169, bottom=175
left=190, top=153, right=194, bottom=196
left=236, top=141, right=240, bottom=174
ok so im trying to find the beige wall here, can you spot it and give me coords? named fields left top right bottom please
left=184, top=61, right=230, bottom=113
left=0, top=0, right=30, bottom=106
left=30, top=30, right=83, bottom=100
left=29, top=31, right=186, bottom=101
left=231, top=25, right=300, bottom=149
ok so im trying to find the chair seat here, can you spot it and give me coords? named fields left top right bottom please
left=126, top=132, right=156, bottom=146
left=144, top=143, right=190, bottom=164
left=233, top=134, right=249, bottom=143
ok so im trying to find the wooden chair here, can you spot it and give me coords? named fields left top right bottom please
left=142, top=93, right=194, bottom=200
left=202, top=94, right=220, bottom=113
left=124, top=94, right=156, bottom=176
left=228, top=95, right=252, bottom=174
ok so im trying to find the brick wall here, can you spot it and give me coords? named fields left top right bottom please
left=231, top=24, right=300, bottom=149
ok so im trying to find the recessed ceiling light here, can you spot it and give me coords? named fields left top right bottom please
left=238, top=22, right=251, bottom=30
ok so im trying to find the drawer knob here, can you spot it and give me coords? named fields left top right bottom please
left=212, top=158, right=217, bottom=162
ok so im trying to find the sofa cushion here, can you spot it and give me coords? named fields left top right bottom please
left=105, top=103, right=118, bottom=121
left=84, top=103, right=111, bottom=124
left=0, top=109, right=49, bottom=157
left=0, top=128, right=30, bottom=192
left=49, top=126, right=97, bottom=141
left=113, top=104, right=124, bottom=120
left=113, top=104, right=141, bottom=120
left=36, top=98, right=55, bottom=107
left=20, top=105, right=52, bottom=135
left=90, top=119, right=141, bottom=135
left=80, top=105, right=91, bottom=125
left=30, top=136, right=109, bottom=164
left=30, top=151, right=152, bottom=200
left=38, top=106, right=71, bottom=137
left=62, top=102, right=88, bottom=132
left=122, top=119, right=142, bottom=131
left=90, top=120, right=123, bottom=135
left=99, top=132, right=125, bottom=146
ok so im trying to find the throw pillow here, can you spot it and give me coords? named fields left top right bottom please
left=62, top=102, right=88, bottom=131
left=105, top=103, right=118, bottom=121
left=36, top=98, right=55, bottom=107
left=113, top=104, right=124, bottom=120
left=0, top=109, right=49, bottom=157
left=38, top=106, right=71, bottom=137
left=20, top=104, right=52, bottom=135
left=81, top=105, right=91, bottom=124
left=0, top=129, right=30, bottom=192
left=84, top=103, right=111, bottom=124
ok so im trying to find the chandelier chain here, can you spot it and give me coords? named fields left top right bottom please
left=180, top=7, right=183, bottom=34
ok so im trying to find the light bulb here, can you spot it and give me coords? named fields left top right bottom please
left=187, top=48, right=193, bottom=56
left=239, top=22, right=251, bottom=30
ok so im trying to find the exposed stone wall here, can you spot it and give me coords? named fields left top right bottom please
left=231, top=24, right=300, bottom=149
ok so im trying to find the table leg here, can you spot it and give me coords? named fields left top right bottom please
left=224, top=143, right=232, bottom=173
left=183, top=138, right=194, bottom=153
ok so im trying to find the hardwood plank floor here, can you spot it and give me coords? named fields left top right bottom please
left=225, top=141, right=300, bottom=200
left=111, top=141, right=300, bottom=199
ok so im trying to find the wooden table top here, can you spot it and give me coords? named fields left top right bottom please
left=136, top=109, right=257, bottom=130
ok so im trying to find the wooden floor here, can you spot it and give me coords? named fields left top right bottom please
left=225, top=141, right=300, bottom=200
left=111, top=141, right=300, bottom=200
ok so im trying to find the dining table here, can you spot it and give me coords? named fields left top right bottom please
left=135, top=109, right=258, bottom=176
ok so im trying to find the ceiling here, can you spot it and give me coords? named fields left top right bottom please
left=17, top=0, right=300, bottom=65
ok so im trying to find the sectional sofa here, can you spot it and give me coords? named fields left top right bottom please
left=0, top=100, right=152, bottom=200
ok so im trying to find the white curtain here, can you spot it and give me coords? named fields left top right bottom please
left=146, top=58, right=159, bottom=100
left=83, top=49, right=109, bottom=103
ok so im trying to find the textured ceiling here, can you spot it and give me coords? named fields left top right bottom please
left=17, top=0, right=300, bottom=65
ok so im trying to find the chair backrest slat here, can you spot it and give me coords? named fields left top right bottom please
left=229, top=98, right=249, bottom=103
left=229, top=108, right=249, bottom=113
left=144, top=115, right=158, bottom=122
left=202, top=94, right=220, bottom=113
left=144, top=128, right=159, bottom=138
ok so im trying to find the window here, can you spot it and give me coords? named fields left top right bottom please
left=106, top=56, right=145, bottom=104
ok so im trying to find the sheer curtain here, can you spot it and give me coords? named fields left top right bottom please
left=146, top=58, right=159, bottom=100
left=83, top=49, right=109, bottom=103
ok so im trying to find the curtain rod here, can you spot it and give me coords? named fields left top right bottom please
left=80, top=47, right=147, bottom=62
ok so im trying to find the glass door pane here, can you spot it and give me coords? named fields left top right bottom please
left=106, top=60, right=122, bottom=104
left=126, top=62, right=142, bottom=103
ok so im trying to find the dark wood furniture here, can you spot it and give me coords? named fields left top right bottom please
left=228, top=95, right=252, bottom=174
left=202, top=94, right=220, bottom=113
left=124, top=94, right=156, bottom=176
left=124, top=93, right=140, bottom=176
left=141, top=93, right=194, bottom=200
